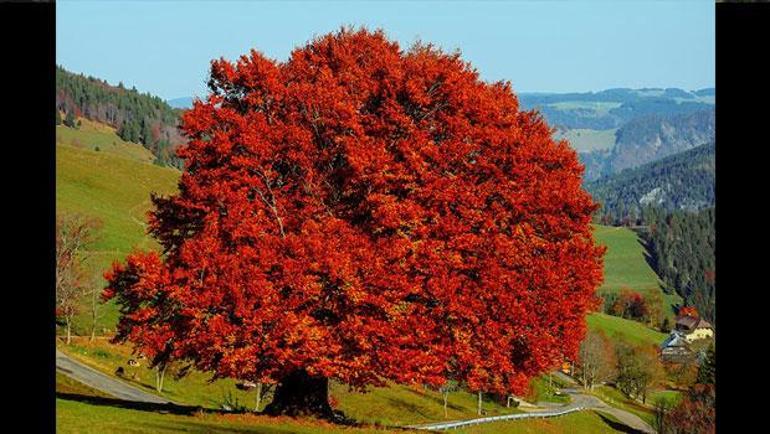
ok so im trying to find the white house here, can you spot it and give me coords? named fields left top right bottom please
left=675, top=315, right=714, bottom=342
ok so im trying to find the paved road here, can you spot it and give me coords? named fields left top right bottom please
left=56, top=350, right=172, bottom=405
left=57, top=351, right=654, bottom=433
left=409, top=373, right=655, bottom=433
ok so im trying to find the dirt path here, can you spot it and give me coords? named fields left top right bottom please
left=56, top=350, right=172, bottom=405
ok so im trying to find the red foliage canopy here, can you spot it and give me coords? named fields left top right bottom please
left=104, top=28, right=604, bottom=397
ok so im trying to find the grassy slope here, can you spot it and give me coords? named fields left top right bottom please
left=586, top=313, right=666, bottom=348
left=57, top=337, right=520, bottom=427
left=57, top=139, right=179, bottom=333
left=56, top=371, right=625, bottom=434
left=593, top=225, right=682, bottom=316
left=57, top=396, right=623, bottom=434
left=57, top=118, right=156, bottom=164
left=593, top=225, right=661, bottom=294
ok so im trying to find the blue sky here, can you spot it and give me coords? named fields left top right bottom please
left=56, top=0, right=714, bottom=101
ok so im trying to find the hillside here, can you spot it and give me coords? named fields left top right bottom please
left=587, top=142, right=715, bottom=224
left=519, top=87, right=714, bottom=131
left=56, top=66, right=184, bottom=167
left=57, top=121, right=672, bottom=338
left=56, top=120, right=666, bottom=433
left=605, top=110, right=715, bottom=174
left=56, top=125, right=179, bottom=332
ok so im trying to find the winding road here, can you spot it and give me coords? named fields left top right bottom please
left=57, top=350, right=654, bottom=433
left=56, top=350, right=173, bottom=405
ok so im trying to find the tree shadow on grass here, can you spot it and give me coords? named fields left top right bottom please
left=595, top=412, right=647, bottom=434
left=402, top=387, right=465, bottom=412
left=57, top=392, right=204, bottom=416
left=57, top=392, right=401, bottom=431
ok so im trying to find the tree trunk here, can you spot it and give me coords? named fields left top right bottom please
left=263, top=370, right=333, bottom=419
left=477, top=391, right=482, bottom=416
left=255, top=382, right=263, bottom=412
left=66, top=317, right=72, bottom=345
left=443, top=391, right=448, bottom=418
left=156, top=365, right=166, bottom=393
left=90, top=289, right=98, bottom=343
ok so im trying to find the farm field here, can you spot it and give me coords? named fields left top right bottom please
left=556, top=128, right=617, bottom=152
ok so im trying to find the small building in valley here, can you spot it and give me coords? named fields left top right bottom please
left=675, top=315, right=714, bottom=342
left=659, top=331, right=693, bottom=363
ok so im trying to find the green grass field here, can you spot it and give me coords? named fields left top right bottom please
left=593, top=225, right=682, bottom=319
left=556, top=128, right=617, bottom=153
left=57, top=337, right=521, bottom=427
left=586, top=313, right=666, bottom=348
left=57, top=139, right=179, bottom=333
left=56, top=369, right=627, bottom=434
left=57, top=118, right=156, bottom=164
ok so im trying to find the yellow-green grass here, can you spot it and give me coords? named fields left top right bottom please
left=589, top=385, right=656, bottom=427
left=648, top=389, right=682, bottom=405
left=586, top=313, right=667, bottom=348
left=57, top=337, right=520, bottom=427
left=452, top=410, right=628, bottom=434
left=527, top=375, right=570, bottom=404
left=57, top=117, right=156, bottom=164
left=593, top=225, right=661, bottom=294
left=57, top=371, right=114, bottom=399
left=57, top=142, right=179, bottom=332
left=556, top=128, right=617, bottom=153
left=57, top=368, right=631, bottom=434
left=593, top=225, right=682, bottom=315
left=56, top=398, right=398, bottom=434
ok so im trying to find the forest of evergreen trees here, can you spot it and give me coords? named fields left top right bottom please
left=640, top=207, right=716, bottom=323
left=588, top=142, right=714, bottom=225
left=55, top=66, right=184, bottom=167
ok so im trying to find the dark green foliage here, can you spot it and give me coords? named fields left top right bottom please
left=641, top=207, right=715, bottom=323
left=64, top=110, right=77, bottom=128
left=588, top=143, right=714, bottom=225
left=696, top=344, right=715, bottom=385
left=661, top=317, right=671, bottom=333
left=55, top=65, right=182, bottom=167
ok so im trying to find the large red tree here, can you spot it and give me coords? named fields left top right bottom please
left=104, top=28, right=604, bottom=418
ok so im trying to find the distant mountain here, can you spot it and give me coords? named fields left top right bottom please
left=587, top=142, right=715, bottom=225
left=167, top=96, right=194, bottom=109
left=607, top=109, right=715, bottom=174
left=519, top=87, right=714, bottom=131
left=56, top=66, right=184, bottom=167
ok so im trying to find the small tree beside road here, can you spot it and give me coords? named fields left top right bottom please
left=56, top=213, right=102, bottom=343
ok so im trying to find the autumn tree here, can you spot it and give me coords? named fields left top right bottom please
left=609, top=289, right=649, bottom=322
left=662, top=384, right=715, bottom=434
left=576, top=329, right=616, bottom=390
left=56, top=213, right=101, bottom=344
left=696, top=344, right=715, bottom=385
left=104, top=28, right=604, bottom=418
left=615, top=343, right=664, bottom=403
left=678, top=306, right=699, bottom=319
